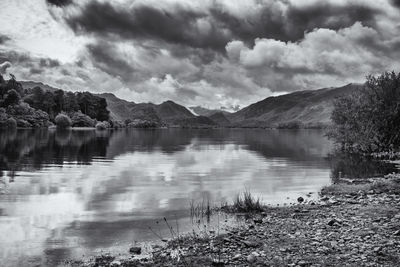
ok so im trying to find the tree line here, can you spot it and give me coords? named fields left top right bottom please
left=0, top=73, right=109, bottom=125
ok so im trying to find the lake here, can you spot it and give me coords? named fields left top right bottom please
left=0, top=128, right=396, bottom=266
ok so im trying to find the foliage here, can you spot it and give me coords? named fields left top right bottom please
left=3, top=89, right=21, bottom=106
left=5, top=117, right=17, bottom=129
left=0, top=74, right=110, bottom=128
left=127, top=119, right=158, bottom=128
left=69, top=111, right=96, bottom=127
left=328, top=71, right=400, bottom=153
left=76, top=92, right=109, bottom=121
left=95, top=122, right=107, bottom=130
left=6, top=102, right=50, bottom=127
left=55, top=113, right=72, bottom=129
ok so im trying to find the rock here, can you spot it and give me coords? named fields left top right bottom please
left=233, top=253, right=242, bottom=260
left=129, top=246, right=142, bottom=254
left=328, top=219, right=342, bottom=226
left=243, top=240, right=260, bottom=248
left=393, top=230, right=400, bottom=236
left=110, top=260, right=122, bottom=266
left=247, top=254, right=256, bottom=263
left=298, top=260, right=307, bottom=266
left=297, top=197, right=304, bottom=203
left=253, top=218, right=263, bottom=224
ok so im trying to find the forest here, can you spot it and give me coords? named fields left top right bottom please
left=0, top=73, right=110, bottom=128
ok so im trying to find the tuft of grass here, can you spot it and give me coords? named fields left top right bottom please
left=232, top=190, right=263, bottom=212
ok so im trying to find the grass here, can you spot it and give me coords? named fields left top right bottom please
left=231, top=189, right=263, bottom=212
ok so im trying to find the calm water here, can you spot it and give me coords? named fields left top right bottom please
left=0, top=128, right=396, bottom=266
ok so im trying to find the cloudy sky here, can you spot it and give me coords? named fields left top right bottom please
left=1, top=0, right=400, bottom=110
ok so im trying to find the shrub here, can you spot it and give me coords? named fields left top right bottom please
left=69, top=111, right=96, bottom=127
left=17, top=119, right=32, bottom=128
left=55, top=113, right=72, bottom=129
left=95, top=122, right=107, bottom=130
left=6, top=102, right=50, bottom=127
left=5, top=117, right=17, bottom=129
left=328, top=71, right=400, bottom=153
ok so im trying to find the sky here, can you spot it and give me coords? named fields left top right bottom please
left=1, top=0, right=400, bottom=110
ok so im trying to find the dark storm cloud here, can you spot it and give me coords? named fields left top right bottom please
left=86, top=41, right=139, bottom=80
left=285, top=3, right=379, bottom=40
left=46, top=0, right=73, bottom=7
left=64, top=0, right=381, bottom=51
left=391, top=0, right=400, bottom=8
left=66, top=1, right=229, bottom=51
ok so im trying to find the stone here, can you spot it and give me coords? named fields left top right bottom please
left=247, top=254, right=256, bottom=263
left=233, top=253, right=242, bottom=260
left=297, top=197, right=304, bottom=203
left=129, top=246, right=142, bottom=254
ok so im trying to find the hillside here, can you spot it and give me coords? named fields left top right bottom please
left=228, top=83, right=363, bottom=128
left=153, top=100, right=195, bottom=123
left=21, top=81, right=195, bottom=125
left=208, top=112, right=231, bottom=126
left=190, top=106, right=231, bottom=116
left=20, top=80, right=363, bottom=128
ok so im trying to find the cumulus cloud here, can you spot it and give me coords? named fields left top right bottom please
left=226, top=22, right=400, bottom=92
left=1, top=0, right=400, bottom=109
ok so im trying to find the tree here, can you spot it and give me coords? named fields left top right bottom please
left=54, top=89, right=64, bottom=113
left=328, top=71, right=400, bottom=153
left=64, top=91, right=79, bottom=112
left=3, top=89, right=21, bottom=106
left=55, top=113, right=72, bottom=129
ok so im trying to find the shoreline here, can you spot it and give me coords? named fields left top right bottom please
left=66, top=175, right=400, bottom=267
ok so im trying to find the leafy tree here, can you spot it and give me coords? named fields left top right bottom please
left=43, top=91, right=56, bottom=117
left=328, top=71, right=400, bottom=153
left=55, top=113, right=72, bottom=129
left=3, top=89, right=21, bottom=106
left=54, top=89, right=64, bottom=114
left=64, top=91, right=79, bottom=112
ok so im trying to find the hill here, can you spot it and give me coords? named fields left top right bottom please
left=189, top=106, right=231, bottom=116
left=20, top=80, right=363, bottom=128
left=208, top=112, right=231, bottom=126
left=228, top=83, right=362, bottom=128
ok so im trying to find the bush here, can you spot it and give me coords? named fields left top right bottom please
left=6, top=102, right=50, bottom=127
left=328, top=71, right=400, bottom=153
left=55, top=113, right=72, bottom=129
left=69, top=111, right=96, bottom=127
left=111, top=120, right=125, bottom=128
left=95, top=122, right=107, bottom=130
left=5, top=117, right=17, bottom=129
left=17, top=119, right=32, bottom=128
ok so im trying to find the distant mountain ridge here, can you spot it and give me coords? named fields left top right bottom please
left=228, top=83, right=362, bottom=128
left=20, top=80, right=362, bottom=128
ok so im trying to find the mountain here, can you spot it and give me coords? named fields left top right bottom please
left=20, top=80, right=362, bottom=128
left=208, top=112, right=231, bottom=126
left=228, top=83, right=362, bottom=128
left=153, top=100, right=195, bottom=123
left=20, top=81, right=59, bottom=92
left=189, top=106, right=231, bottom=116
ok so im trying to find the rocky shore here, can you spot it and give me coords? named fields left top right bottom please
left=68, top=175, right=400, bottom=267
